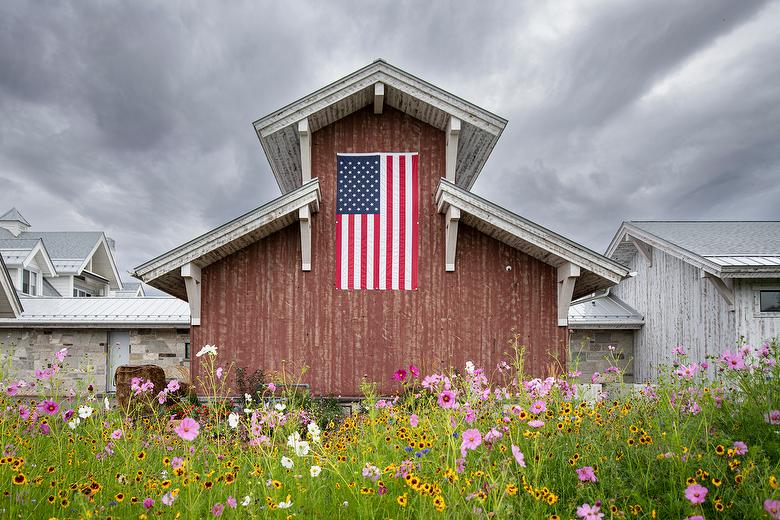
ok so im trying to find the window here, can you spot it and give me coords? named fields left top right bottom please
left=22, top=269, right=37, bottom=295
left=73, top=288, right=92, bottom=297
left=184, top=341, right=191, bottom=360
left=760, top=291, right=780, bottom=313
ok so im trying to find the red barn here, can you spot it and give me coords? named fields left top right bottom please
left=133, top=60, right=628, bottom=397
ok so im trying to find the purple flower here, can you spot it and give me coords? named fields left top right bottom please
left=684, top=483, right=708, bottom=505
left=732, top=441, right=747, bottom=456
left=111, top=429, right=123, bottom=439
left=511, top=445, right=526, bottom=467
left=576, top=502, right=604, bottom=520
left=167, top=379, right=180, bottom=393
left=765, top=499, right=780, bottom=520
left=211, top=503, right=224, bottom=517
left=61, top=408, right=75, bottom=421
left=161, top=492, right=175, bottom=506
left=438, top=390, right=456, bottom=409
left=409, top=414, right=419, bottom=427
left=576, top=466, right=597, bottom=483
left=226, top=496, right=237, bottom=508
left=143, top=498, right=154, bottom=509
left=765, top=410, right=780, bottom=425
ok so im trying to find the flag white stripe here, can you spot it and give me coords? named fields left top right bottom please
left=404, top=154, right=413, bottom=290
left=366, top=214, right=374, bottom=290
left=353, top=214, right=362, bottom=289
left=340, top=217, right=349, bottom=289
left=378, top=156, right=387, bottom=290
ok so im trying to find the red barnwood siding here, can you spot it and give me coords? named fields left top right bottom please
left=192, top=106, right=566, bottom=396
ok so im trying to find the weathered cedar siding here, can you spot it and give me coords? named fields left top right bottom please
left=192, top=106, right=565, bottom=396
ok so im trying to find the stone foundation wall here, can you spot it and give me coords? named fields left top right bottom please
left=0, top=327, right=189, bottom=395
left=569, top=329, right=636, bottom=383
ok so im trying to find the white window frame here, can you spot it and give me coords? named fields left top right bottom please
left=22, top=268, right=39, bottom=296
left=753, top=284, right=780, bottom=318
left=73, top=288, right=93, bottom=298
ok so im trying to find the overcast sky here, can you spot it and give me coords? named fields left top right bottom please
left=2, top=0, right=779, bottom=282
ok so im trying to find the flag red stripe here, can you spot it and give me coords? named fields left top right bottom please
left=347, top=214, right=354, bottom=289
left=385, top=155, right=393, bottom=289
left=411, top=154, right=418, bottom=290
left=335, top=216, right=342, bottom=289
left=360, top=215, right=367, bottom=289
left=398, top=155, right=406, bottom=290
left=373, top=214, right=380, bottom=290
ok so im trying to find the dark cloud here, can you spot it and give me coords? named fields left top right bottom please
left=1, top=0, right=778, bottom=280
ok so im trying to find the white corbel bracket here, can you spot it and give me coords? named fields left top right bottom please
left=627, top=234, right=653, bottom=267
left=299, top=206, right=312, bottom=271
left=445, top=116, right=461, bottom=182
left=557, top=262, right=581, bottom=326
left=298, top=118, right=311, bottom=183
left=374, top=82, right=385, bottom=114
left=181, top=263, right=201, bottom=326
left=700, top=270, right=734, bottom=309
left=445, top=206, right=460, bottom=271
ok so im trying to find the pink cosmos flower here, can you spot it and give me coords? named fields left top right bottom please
left=765, top=499, right=780, bottom=520
left=157, top=391, right=168, bottom=404
left=392, top=369, right=407, bottom=382
left=528, top=419, right=545, bottom=428
left=216, top=367, right=223, bottom=380
left=39, top=423, right=51, bottom=435
left=55, top=348, right=68, bottom=362
left=143, top=498, right=154, bottom=509
left=576, top=466, right=597, bottom=482
left=461, top=428, right=482, bottom=453
left=167, top=379, right=180, bottom=393
left=18, top=405, right=30, bottom=421
left=37, top=400, right=59, bottom=416
left=409, top=414, right=419, bottom=427
left=161, top=492, right=175, bottom=506
left=765, top=410, right=780, bottom=425
left=722, top=351, right=745, bottom=370
left=211, top=503, right=224, bottom=517
left=111, top=429, right=123, bottom=439
left=267, top=382, right=276, bottom=392
left=675, top=363, right=698, bottom=378
left=576, top=502, right=604, bottom=520
left=226, top=496, right=237, bottom=508
left=687, top=516, right=705, bottom=520
left=61, top=408, right=75, bottom=421
left=732, top=441, right=747, bottom=456
left=5, top=383, right=18, bottom=396
left=530, top=400, right=546, bottom=415
left=591, top=372, right=600, bottom=383
left=511, top=444, right=526, bottom=467
left=438, top=390, right=456, bottom=409
left=684, top=483, right=708, bottom=505
left=171, top=456, right=184, bottom=469
left=408, top=364, right=420, bottom=377
left=174, top=417, right=200, bottom=441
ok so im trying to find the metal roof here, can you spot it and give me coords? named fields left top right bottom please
left=0, top=297, right=190, bottom=327
left=0, top=208, right=30, bottom=226
left=568, top=292, right=644, bottom=329
left=0, top=256, right=23, bottom=318
left=704, top=255, right=780, bottom=267
left=628, top=221, right=780, bottom=256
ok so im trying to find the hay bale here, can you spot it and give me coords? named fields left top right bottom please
left=114, top=365, right=166, bottom=414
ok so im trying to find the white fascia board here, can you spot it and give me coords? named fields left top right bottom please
left=133, top=179, right=321, bottom=283
left=608, top=223, right=722, bottom=276
left=77, top=235, right=123, bottom=290
left=0, top=257, right=23, bottom=317
left=22, top=240, right=58, bottom=277
left=435, top=180, right=628, bottom=283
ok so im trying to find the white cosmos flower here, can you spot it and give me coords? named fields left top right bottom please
left=104, top=397, right=110, bottom=410
left=68, top=418, right=81, bottom=429
left=195, top=344, right=218, bottom=357
left=281, top=456, right=294, bottom=469
left=307, top=422, right=321, bottom=443
left=278, top=495, right=292, bottom=509
left=274, top=403, right=286, bottom=412
left=465, top=360, right=475, bottom=375
left=228, top=412, right=240, bottom=429
left=241, top=495, right=251, bottom=507
left=294, top=440, right=310, bottom=457
left=78, top=405, right=94, bottom=419
left=310, top=465, right=322, bottom=477
left=244, top=393, right=253, bottom=402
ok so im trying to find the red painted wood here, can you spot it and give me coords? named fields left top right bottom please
left=192, top=106, right=566, bottom=396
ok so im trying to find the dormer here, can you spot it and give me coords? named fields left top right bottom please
left=0, top=208, right=31, bottom=237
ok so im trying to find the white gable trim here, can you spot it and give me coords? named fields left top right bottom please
left=76, top=235, right=123, bottom=290
left=22, top=240, right=57, bottom=277
left=0, top=257, right=22, bottom=318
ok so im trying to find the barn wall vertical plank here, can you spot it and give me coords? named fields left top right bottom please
left=194, top=106, right=565, bottom=396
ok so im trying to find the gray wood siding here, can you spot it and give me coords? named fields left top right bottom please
left=611, top=248, right=735, bottom=381
left=734, top=279, right=780, bottom=344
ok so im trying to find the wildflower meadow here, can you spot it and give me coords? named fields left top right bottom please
left=2, top=336, right=780, bottom=519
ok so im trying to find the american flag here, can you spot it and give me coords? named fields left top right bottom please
left=335, top=152, right=418, bottom=290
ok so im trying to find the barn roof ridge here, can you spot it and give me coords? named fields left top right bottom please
left=253, top=60, right=507, bottom=194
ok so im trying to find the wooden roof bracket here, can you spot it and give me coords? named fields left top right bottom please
left=627, top=234, right=653, bottom=267
left=373, top=82, right=384, bottom=114
left=298, top=118, right=311, bottom=183
left=299, top=206, right=312, bottom=271
left=445, top=116, right=461, bottom=182
left=445, top=206, right=460, bottom=271
left=181, top=263, right=201, bottom=326
left=557, top=262, right=581, bottom=326
left=700, top=269, right=735, bottom=310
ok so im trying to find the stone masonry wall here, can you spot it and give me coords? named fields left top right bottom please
left=0, top=328, right=189, bottom=395
left=569, top=329, right=636, bottom=383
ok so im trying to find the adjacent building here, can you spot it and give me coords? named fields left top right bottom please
left=606, top=221, right=780, bottom=380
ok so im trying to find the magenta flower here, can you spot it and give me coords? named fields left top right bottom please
left=576, top=502, right=604, bottom=520
left=591, top=372, right=600, bottom=383
left=765, top=410, right=780, bottom=425
left=5, top=383, right=18, bottom=396
left=765, top=499, right=780, bottom=520
left=37, top=400, right=59, bottom=416
left=212, top=503, right=224, bottom=517
left=39, top=423, right=51, bottom=435
left=530, top=400, right=547, bottom=415
left=511, top=444, right=526, bottom=467
left=576, top=466, right=597, bottom=483
left=143, top=498, right=154, bottom=509
left=111, top=429, right=123, bottom=439
left=167, top=379, right=180, bottom=393
left=216, top=367, right=223, bottom=380
left=408, top=364, right=420, bottom=377
left=461, top=428, right=482, bottom=454
left=61, top=408, right=75, bottom=421
left=267, top=382, right=276, bottom=392
left=18, top=405, right=30, bottom=421
left=684, top=483, right=708, bottom=505
left=392, top=369, right=407, bottom=382
left=722, top=351, right=745, bottom=370
left=409, top=414, right=419, bottom=427
left=55, top=347, right=68, bottom=362
left=438, top=390, right=456, bottom=409
left=174, top=417, right=201, bottom=441
left=732, top=441, right=747, bottom=456
left=226, top=496, right=237, bottom=508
